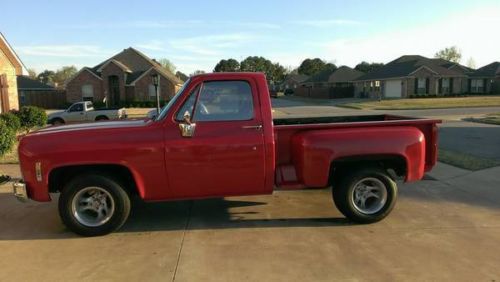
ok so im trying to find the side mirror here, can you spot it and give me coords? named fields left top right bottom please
left=179, top=111, right=196, bottom=137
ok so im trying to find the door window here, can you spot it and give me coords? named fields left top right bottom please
left=69, top=103, right=84, bottom=112
left=175, top=85, right=200, bottom=121
left=194, top=81, right=254, bottom=122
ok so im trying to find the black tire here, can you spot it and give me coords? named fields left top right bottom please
left=95, top=116, right=109, bottom=121
left=50, top=118, right=65, bottom=125
left=58, top=174, right=131, bottom=236
left=332, top=168, right=397, bottom=224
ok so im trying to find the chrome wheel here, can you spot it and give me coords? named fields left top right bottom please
left=71, top=187, right=115, bottom=227
left=351, top=177, right=387, bottom=215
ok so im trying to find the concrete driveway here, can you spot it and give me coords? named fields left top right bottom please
left=1, top=163, right=500, bottom=281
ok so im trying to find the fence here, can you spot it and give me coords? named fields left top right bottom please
left=19, top=90, right=67, bottom=109
left=294, top=85, right=355, bottom=99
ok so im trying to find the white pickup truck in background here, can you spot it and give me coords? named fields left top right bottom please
left=47, top=101, right=127, bottom=125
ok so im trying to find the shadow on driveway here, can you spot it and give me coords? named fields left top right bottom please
left=0, top=194, right=349, bottom=241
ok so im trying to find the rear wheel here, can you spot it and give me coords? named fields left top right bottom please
left=58, top=174, right=131, bottom=236
left=95, top=116, right=109, bottom=121
left=332, top=168, right=397, bottom=223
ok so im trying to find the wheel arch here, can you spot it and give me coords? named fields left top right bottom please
left=95, top=115, right=109, bottom=121
left=49, top=117, right=65, bottom=124
left=48, top=164, right=141, bottom=197
left=329, top=154, right=408, bottom=188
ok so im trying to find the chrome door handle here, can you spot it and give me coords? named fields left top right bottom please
left=242, top=125, right=263, bottom=130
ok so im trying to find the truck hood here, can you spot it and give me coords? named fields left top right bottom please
left=34, top=120, right=149, bottom=135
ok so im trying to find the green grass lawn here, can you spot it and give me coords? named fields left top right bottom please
left=0, top=141, right=18, bottom=164
left=438, top=149, right=500, bottom=171
left=465, top=112, right=500, bottom=125
left=340, top=96, right=500, bottom=110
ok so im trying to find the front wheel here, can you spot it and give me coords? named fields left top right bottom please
left=332, top=168, right=397, bottom=224
left=58, top=174, right=131, bottom=236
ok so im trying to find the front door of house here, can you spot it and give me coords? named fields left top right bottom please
left=0, top=74, right=10, bottom=114
left=108, top=76, right=120, bottom=106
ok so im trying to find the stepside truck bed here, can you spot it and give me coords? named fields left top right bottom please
left=273, top=114, right=440, bottom=189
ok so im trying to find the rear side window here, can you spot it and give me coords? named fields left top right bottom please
left=194, top=81, right=254, bottom=122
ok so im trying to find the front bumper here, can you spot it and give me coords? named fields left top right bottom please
left=12, top=180, right=28, bottom=202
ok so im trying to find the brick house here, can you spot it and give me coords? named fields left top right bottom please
left=0, top=32, right=27, bottom=113
left=296, top=66, right=364, bottom=99
left=279, top=74, right=309, bottom=92
left=65, top=47, right=183, bottom=106
left=467, top=62, right=500, bottom=94
left=353, top=55, right=469, bottom=98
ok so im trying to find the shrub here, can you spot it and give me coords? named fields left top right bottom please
left=0, top=112, right=21, bottom=132
left=15, top=106, right=47, bottom=131
left=0, top=119, right=16, bottom=157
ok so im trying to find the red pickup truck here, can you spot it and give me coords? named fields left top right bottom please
left=13, top=72, right=440, bottom=236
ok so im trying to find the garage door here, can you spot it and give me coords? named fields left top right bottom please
left=384, top=80, right=402, bottom=98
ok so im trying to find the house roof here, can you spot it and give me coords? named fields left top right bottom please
left=284, top=74, right=309, bottom=83
left=90, top=47, right=183, bottom=85
left=469, top=62, right=500, bottom=78
left=355, top=55, right=465, bottom=81
left=96, top=59, right=133, bottom=73
left=306, top=66, right=364, bottom=83
left=0, top=32, right=28, bottom=75
left=17, top=75, right=55, bottom=90
left=431, top=58, right=475, bottom=73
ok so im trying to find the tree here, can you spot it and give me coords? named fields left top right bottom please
left=27, top=68, right=37, bottom=79
left=271, top=63, right=287, bottom=82
left=175, top=71, right=188, bottom=82
left=466, top=57, right=476, bottom=69
left=37, top=70, right=55, bottom=85
left=355, top=61, right=384, bottom=73
left=435, top=46, right=462, bottom=63
left=190, top=70, right=206, bottom=76
left=239, top=56, right=287, bottom=82
left=298, top=58, right=327, bottom=75
left=53, top=66, right=78, bottom=87
left=158, top=58, right=176, bottom=74
left=213, top=59, right=240, bottom=72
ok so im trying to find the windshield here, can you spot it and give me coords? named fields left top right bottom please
left=155, top=79, right=190, bottom=121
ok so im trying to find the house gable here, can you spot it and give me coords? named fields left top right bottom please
left=97, top=59, right=132, bottom=73
left=0, top=32, right=27, bottom=75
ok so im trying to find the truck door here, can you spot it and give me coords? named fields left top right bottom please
left=66, top=103, right=86, bottom=123
left=165, top=79, right=267, bottom=198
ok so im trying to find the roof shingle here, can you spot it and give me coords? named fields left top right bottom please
left=17, top=75, right=55, bottom=90
left=469, top=62, right=500, bottom=78
left=355, top=55, right=465, bottom=81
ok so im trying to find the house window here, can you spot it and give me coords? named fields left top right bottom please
left=417, top=78, right=427, bottom=94
left=370, top=81, right=374, bottom=91
left=82, top=84, right=94, bottom=102
left=471, top=79, right=484, bottom=93
left=442, top=78, right=450, bottom=94
left=149, top=84, right=160, bottom=101
left=375, top=81, right=381, bottom=91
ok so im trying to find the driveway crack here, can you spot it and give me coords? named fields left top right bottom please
left=172, top=201, right=193, bottom=282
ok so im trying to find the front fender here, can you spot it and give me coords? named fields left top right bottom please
left=291, top=126, right=426, bottom=187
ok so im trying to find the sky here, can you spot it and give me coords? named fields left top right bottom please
left=1, top=0, right=500, bottom=74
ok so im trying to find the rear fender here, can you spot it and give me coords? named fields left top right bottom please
left=291, top=126, right=426, bottom=187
